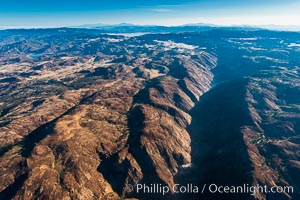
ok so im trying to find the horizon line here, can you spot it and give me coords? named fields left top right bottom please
left=1, top=22, right=300, bottom=31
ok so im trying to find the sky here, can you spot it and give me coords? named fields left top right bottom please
left=0, top=0, right=300, bottom=28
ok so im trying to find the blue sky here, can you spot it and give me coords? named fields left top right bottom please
left=1, top=0, right=300, bottom=28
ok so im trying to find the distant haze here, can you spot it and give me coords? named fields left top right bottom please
left=1, top=0, right=300, bottom=30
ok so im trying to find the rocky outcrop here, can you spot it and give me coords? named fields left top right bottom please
left=1, top=28, right=300, bottom=200
left=0, top=30, right=216, bottom=199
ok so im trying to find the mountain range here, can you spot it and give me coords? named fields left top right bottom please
left=0, top=27, right=300, bottom=199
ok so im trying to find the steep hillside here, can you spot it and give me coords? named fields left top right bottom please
left=0, top=29, right=300, bottom=199
left=0, top=30, right=216, bottom=199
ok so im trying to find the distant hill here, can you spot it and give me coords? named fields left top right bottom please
left=71, top=23, right=265, bottom=33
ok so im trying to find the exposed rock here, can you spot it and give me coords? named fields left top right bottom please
left=1, top=28, right=300, bottom=200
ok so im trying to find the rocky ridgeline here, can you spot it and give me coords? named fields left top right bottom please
left=1, top=29, right=300, bottom=199
left=0, top=31, right=216, bottom=199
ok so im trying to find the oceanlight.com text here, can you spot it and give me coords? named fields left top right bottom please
left=124, top=183, right=294, bottom=196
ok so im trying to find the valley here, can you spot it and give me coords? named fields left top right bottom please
left=0, top=28, right=299, bottom=199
